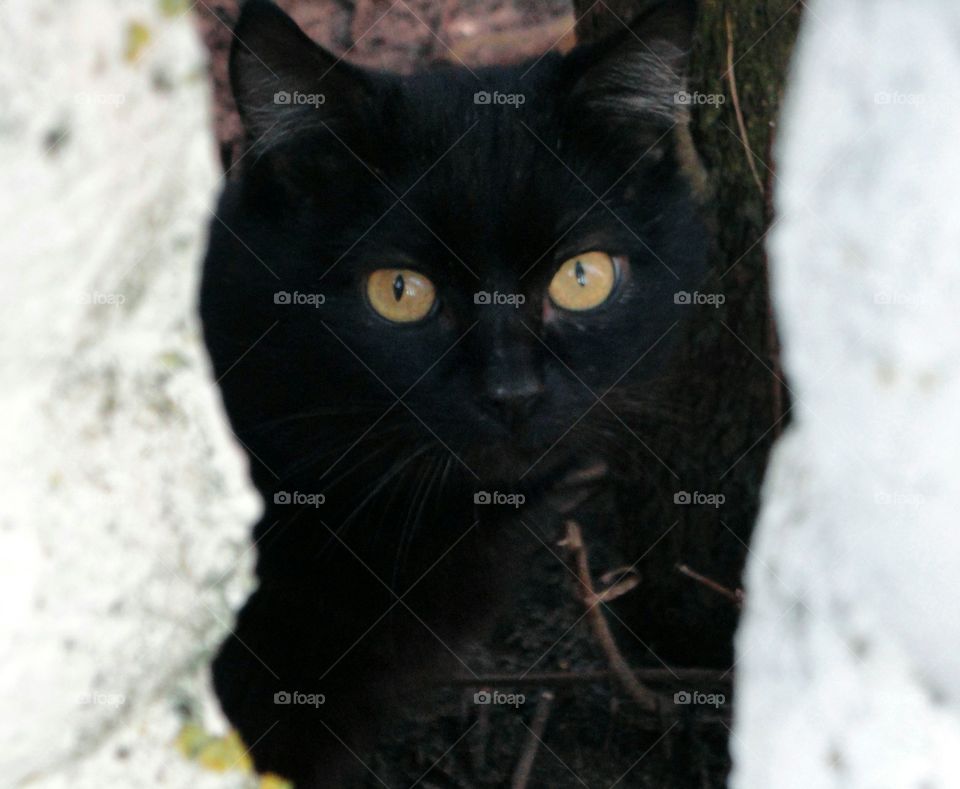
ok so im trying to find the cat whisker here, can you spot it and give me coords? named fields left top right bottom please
left=314, top=441, right=437, bottom=561
left=243, top=402, right=388, bottom=436
left=276, top=422, right=413, bottom=485
left=390, top=451, right=444, bottom=589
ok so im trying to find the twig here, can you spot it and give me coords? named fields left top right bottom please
left=469, top=697, right=491, bottom=776
left=444, top=669, right=731, bottom=688
left=724, top=11, right=765, bottom=196
left=590, top=568, right=640, bottom=604
left=560, top=520, right=663, bottom=713
left=676, top=563, right=744, bottom=608
left=510, top=691, right=555, bottom=789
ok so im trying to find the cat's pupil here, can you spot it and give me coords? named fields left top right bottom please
left=392, top=274, right=404, bottom=302
left=575, top=260, right=587, bottom=287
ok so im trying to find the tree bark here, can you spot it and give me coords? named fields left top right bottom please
left=570, top=0, right=801, bottom=668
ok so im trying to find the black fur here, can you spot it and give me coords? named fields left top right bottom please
left=201, top=1, right=706, bottom=785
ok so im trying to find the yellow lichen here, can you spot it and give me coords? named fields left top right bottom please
left=124, top=21, right=151, bottom=63
left=158, top=350, right=189, bottom=370
left=175, top=724, right=294, bottom=787
left=159, top=0, right=190, bottom=16
left=196, top=729, right=254, bottom=773
left=260, top=774, right=295, bottom=789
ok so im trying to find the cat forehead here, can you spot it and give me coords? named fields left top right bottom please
left=373, top=63, right=593, bottom=203
left=384, top=59, right=565, bottom=142
left=398, top=57, right=562, bottom=106
left=337, top=63, right=647, bottom=276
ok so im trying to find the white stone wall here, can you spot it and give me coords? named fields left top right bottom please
left=733, top=2, right=960, bottom=786
left=0, top=2, right=260, bottom=785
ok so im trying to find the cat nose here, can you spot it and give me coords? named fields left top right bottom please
left=482, top=379, right=543, bottom=427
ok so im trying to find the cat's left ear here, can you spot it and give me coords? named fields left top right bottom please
left=562, top=0, right=696, bottom=140
left=229, top=0, right=375, bottom=149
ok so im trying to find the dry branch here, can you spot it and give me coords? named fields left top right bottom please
left=676, top=563, right=744, bottom=608
left=446, top=669, right=731, bottom=688
left=560, top=520, right=664, bottom=714
left=510, top=691, right=555, bottom=789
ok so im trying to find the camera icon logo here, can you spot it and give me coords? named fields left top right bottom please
left=274, top=91, right=292, bottom=105
left=474, top=491, right=492, bottom=505
left=674, top=291, right=692, bottom=305
left=274, top=691, right=292, bottom=704
left=274, top=291, right=292, bottom=305
left=674, top=491, right=691, bottom=504
left=274, top=491, right=292, bottom=504
left=474, top=91, right=492, bottom=105
left=474, top=690, right=492, bottom=704
left=474, top=291, right=492, bottom=304
left=674, top=691, right=692, bottom=704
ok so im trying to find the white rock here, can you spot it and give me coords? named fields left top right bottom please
left=0, top=1, right=260, bottom=786
left=732, top=1, right=960, bottom=786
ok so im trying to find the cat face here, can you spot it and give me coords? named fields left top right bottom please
left=202, top=0, right=707, bottom=493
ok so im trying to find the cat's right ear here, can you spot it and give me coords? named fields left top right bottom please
left=229, top=0, right=372, bottom=149
left=560, top=0, right=695, bottom=155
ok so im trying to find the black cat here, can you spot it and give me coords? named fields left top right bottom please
left=201, top=0, right=707, bottom=785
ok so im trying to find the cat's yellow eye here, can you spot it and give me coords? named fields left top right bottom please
left=366, top=268, right=436, bottom=323
left=548, top=251, right=618, bottom=311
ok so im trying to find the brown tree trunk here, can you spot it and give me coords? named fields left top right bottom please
left=571, top=0, right=802, bottom=666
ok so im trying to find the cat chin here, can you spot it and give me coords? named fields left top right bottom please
left=465, top=440, right=587, bottom=490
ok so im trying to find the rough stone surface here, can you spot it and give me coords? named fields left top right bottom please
left=732, top=1, right=960, bottom=786
left=0, top=1, right=260, bottom=786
